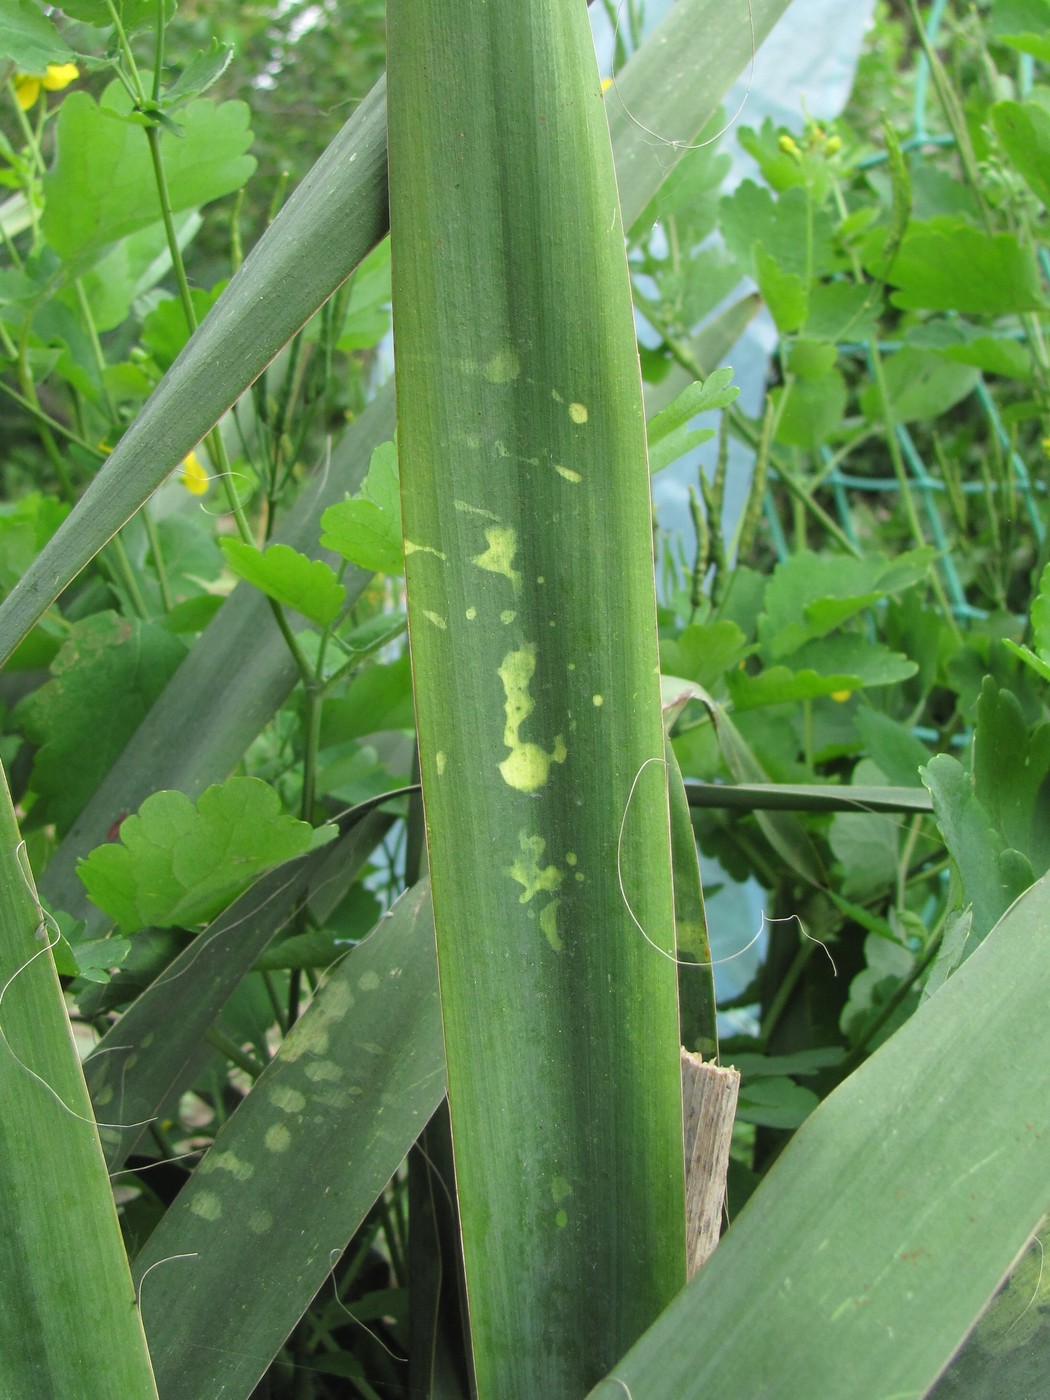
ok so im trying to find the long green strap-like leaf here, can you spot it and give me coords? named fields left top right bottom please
left=132, top=881, right=444, bottom=1400
left=388, top=3, right=686, bottom=1392
left=590, top=869, right=1050, bottom=1399
left=0, top=763, right=157, bottom=1398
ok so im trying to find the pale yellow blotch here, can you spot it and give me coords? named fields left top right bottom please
left=436, top=751, right=447, bottom=775
left=455, top=499, right=499, bottom=520
left=567, top=662, right=576, bottom=671
left=304, top=1060, right=343, bottom=1083
left=359, top=969, right=381, bottom=991
left=552, top=388, right=564, bottom=403
left=473, top=526, right=522, bottom=592
left=565, top=852, right=577, bottom=866
left=497, top=645, right=568, bottom=792
left=325, top=982, right=353, bottom=1018
left=569, top=402, right=588, bottom=424
left=270, top=1085, right=306, bottom=1114
left=423, top=610, right=447, bottom=630
left=404, top=540, right=447, bottom=560
left=500, top=610, right=516, bottom=625
left=537, top=576, right=546, bottom=585
left=507, top=832, right=564, bottom=903
left=191, top=1191, right=223, bottom=1222
left=575, top=872, right=585, bottom=882
left=248, top=1210, right=273, bottom=1235
left=208, top=1151, right=255, bottom=1182
left=555, top=464, right=582, bottom=483
left=540, top=900, right=562, bottom=952
left=483, top=347, right=521, bottom=384
left=465, top=606, right=478, bottom=620
left=592, top=694, right=604, bottom=707
left=556, top=1209, right=569, bottom=1229
left=265, top=1123, right=292, bottom=1153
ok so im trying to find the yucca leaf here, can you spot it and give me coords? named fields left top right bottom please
left=387, top=1, right=689, bottom=1391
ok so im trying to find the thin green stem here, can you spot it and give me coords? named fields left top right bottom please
left=143, top=122, right=256, bottom=546
left=104, top=0, right=148, bottom=105
left=142, top=507, right=173, bottom=612
left=206, top=1027, right=266, bottom=1080
left=632, top=285, right=863, bottom=557
left=0, top=379, right=106, bottom=458
left=106, top=533, right=152, bottom=619
left=868, top=340, right=962, bottom=638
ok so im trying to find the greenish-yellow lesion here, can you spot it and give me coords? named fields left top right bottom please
left=454, top=499, right=500, bottom=520
left=555, top=464, right=582, bottom=483
left=539, top=901, right=562, bottom=952
left=270, top=1085, right=306, bottom=1114
left=190, top=1191, right=222, bottom=1221
left=497, top=644, right=567, bottom=791
left=422, top=609, right=448, bottom=629
left=508, top=832, right=563, bottom=902
left=404, top=539, right=447, bottom=560
left=265, top=1123, right=292, bottom=1153
left=472, top=525, right=522, bottom=593
left=569, top=402, right=589, bottom=424
left=483, top=347, right=521, bottom=384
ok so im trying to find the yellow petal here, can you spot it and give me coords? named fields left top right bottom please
left=600, top=76, right=614, bottom=94
left=179, top=450, right=209, bottom=496
left=13, top=75, right=42, bottom=110
left=830, top=689, right=852, bottom=703
left=42, top=63, right=79, bottom=92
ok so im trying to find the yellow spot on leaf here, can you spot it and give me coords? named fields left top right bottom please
left=551, top=1176, right=572, bottom=1202
left=208, top=1151, right=255, bottom=1182
left=423, top=610, right=447, bottom=629
left=497, top=645, right=567, bottom=792
left=565, top=851, right=577, bottom=866
left=540, top=900, right=562, bottom=951
left=569, top=402, right=588, bottom=424
left=404, top=540, right=447, bottom=560
left=483, top=347, right=521, bottom=383
left=507, top=833, right=563, bottom=900
left=592, top=694, right=604, bottom=707
left=190, top=1191, right=223, bottom=1221
left=248, top=1210, right=273, bottom=1235
left=270, top=1085, right=306, bottom=1114
left=304, top=1060, right=342, bottom=1083
left=473, top=525, right=522, bottom=592
left=455, top=499, right=499, bottom=519
left=265, top=1123, right=292, bottom=1153
left=500, top=610, right=516, bottom=625
left=436, top=751, right=447, bottom=775
left=466, top=606, right=477, bottom=620
left=556, top=1209, right=568, bottom=1228
left=555, top=464, right=582, bottom=483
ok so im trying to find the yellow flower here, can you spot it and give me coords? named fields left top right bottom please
left=13, top=63, right=79, bottom=110
left=830, top=689, right=853, bottom=703
left=600, top=76, right=614, bottom=94
left=179, top=450, right=209, bottom=496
